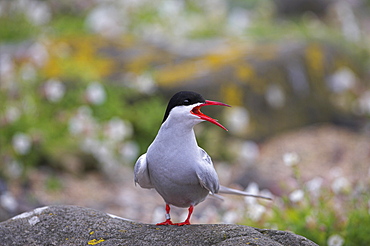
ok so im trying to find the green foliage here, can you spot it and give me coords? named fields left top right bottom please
left=0, top=15, right=38, bottom=42
left=45, top=175, right=63, bottom=192
left=128, top=96, right=165, bottom=150
left=50, top=14, right=88, bottom=37
left=345, top=202, right=370, bottom=246
left=0, top=70, right=165, bottom=180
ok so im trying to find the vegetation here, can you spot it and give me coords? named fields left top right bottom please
left=242, top=163, right=370, bottom=245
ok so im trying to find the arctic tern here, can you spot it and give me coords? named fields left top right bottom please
left=134, top=91, right=271, bottom=225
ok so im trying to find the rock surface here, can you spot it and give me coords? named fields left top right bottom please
left=0, top=205, right=317, bottom=246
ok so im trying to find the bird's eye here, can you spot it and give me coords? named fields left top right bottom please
left=183, top=99, right=190, bottom=104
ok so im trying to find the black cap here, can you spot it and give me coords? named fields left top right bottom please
left=162, top=91, right=205, bottom=123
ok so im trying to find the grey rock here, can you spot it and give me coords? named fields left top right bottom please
left=0, top=205, right=318, bottom=246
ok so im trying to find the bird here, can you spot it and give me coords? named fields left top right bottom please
left=134, top=91, right=271, bottom=225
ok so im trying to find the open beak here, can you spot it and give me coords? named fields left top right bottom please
left=191, top=100, right=230, bottom=131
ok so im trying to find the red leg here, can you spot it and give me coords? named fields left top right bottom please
left=156, top=204, right=174, bottom=225
left=175, top=205, right=194, bottom=226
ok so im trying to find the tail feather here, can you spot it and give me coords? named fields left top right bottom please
left=218, top=185, right=272, bottom=200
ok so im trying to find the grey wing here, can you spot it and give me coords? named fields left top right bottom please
left=134, top=153, right=154, bottom=189
left=196, top=148, right=220, bottom=194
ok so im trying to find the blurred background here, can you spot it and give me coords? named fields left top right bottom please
left=1, top=0, right=370, bottom=244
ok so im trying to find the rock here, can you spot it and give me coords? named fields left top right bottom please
left=273, top=0, right=333, bottom=17
left=156, top=41, right=364, bottom=140
left=0, top=205, right=317, bottom=246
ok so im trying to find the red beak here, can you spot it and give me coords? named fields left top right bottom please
left=191, top=100, right=230, bottom=131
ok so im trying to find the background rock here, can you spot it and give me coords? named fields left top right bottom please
left=232, top=124, right=370, bottom=195
left=0, top=205, right=318, bottom=246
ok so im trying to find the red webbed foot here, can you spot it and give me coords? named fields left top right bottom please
left=156, top=204, right=194, bottom=226
left=156, top=204, right=174, bottom=225
left=156, top=219, right=174, bottom=225
left=174, top=220, right=191, bottom=226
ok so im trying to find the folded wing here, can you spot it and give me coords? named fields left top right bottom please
left=196, top=148, right=220, bottom=194
left=134, top=153, right=154, bottom=189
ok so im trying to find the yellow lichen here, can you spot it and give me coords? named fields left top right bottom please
left=126, top=51, right=156, bottom=73
left=205, top=45, right=246, bottom=68
left=221, top=84, right=243, bottom=106
left=252, top=43, right=278, bottom=61
left=88, top=238, right=105, bottom=245
left=305, top=43, right=324, bottom=79
left=89, top=231, right=95, bottom=235
left=41, top=36, right=114, bottom=81
left=236, top=63, right=255, bottom=81
left=155, top=60, right=203, bottom=86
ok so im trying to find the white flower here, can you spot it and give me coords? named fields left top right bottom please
left=327, top=67, right=356, bottom=93
left=335, top=1, right=360, bottom=42
left=69, top=116, right=84, bottom=135
left=239, top=141, right=259, bottom=162
left=27, top=42, right=48, bottom=67
left=25, top=0, right=51, bottom=26
left=289, top=189, right=304, bottom=203
left=69, top=106, right=95, bottom=135
left=283, top=152, right=300, bottom=167
left=159, top=0, right=184, bottom=18
left=247, top=203, right=266, bottom=222
left=44, top=79, right=65, bottom=102
left=12, top=133, right=32, bottom=155
left=81, top=137, right=100, bottom=153
left=123, top=73, right=156, bottom=94
left=0, top=54, right=14, bottom=81
left=222, top=210, right=239, bottom=224
left=260, top=189, right=274, bottom=200
left=120, top=141, right=139, bottom=162
left=152, top=206, right=166, bottom=225
left=5, top=160, right=23, bottom=178
left=306, top=177, right=324, bottom=197
left=358, top=91, right=370, bottom=115
left=327, top=234, right=344, bottom=246
left=85, top=5, right=124, bottom=38
left=135, top=73, right=156, bottom=94
left=225, top=106, right=250, bottom=134
left=329, top=167, right=344, bottom=178
left=105, top=118, right=132, bottom=142
left=227, top=8, right=251, bottom=35
left=265, top=84, right=285, bottom=109
left=331, top=177, right=351, bottom=194
left=244, top=182, right=260, bottom=205
left=86, top=82, right=106, bottom=105
left=5, top=106, right=21, bottom=123
left=0, top=191, right=17, bottom=212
